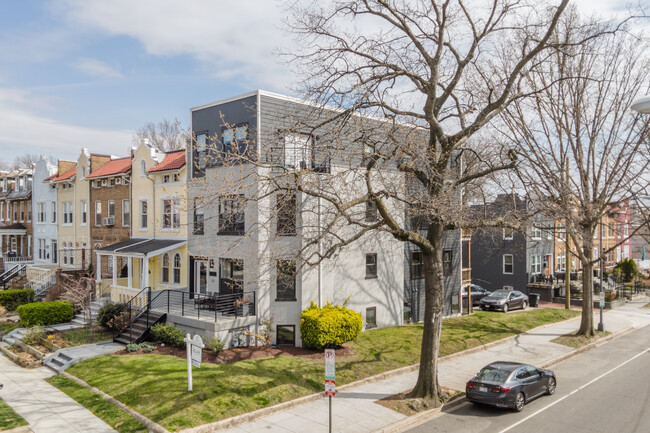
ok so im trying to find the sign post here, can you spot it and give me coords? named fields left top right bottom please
left=184, top=334, right=204, bottom=392
left=324, top=348, right=336, bottom=433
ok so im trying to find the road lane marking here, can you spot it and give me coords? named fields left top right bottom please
left=497, top=347, right=649, bottom=433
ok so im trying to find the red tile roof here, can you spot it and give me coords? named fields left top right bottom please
left=86, top=157, right=132, bottom=179
left=43, top=172, right=59, bottom=181
left=51, top=167, right=76, bottom=182
left=148, top=150, right=186, bottom=173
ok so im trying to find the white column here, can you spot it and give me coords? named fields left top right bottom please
left=143, top=256, right=149, bottom=289
left=128, top=257, right=133, bottom=289
left=95, top=252, right=102, bottom=282
left=112, top=255, right=117, bottom=287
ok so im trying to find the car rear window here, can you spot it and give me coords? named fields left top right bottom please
left=476, top=367, right=510, bottom=383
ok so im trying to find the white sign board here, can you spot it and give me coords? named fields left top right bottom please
left=184, top=334, right=205, bottom=391
left=324, top=349, right=336, bottom=395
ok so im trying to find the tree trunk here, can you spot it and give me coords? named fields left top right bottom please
left=577, top=231, right=595, bottom=336
left=407, top=220, right=445, bottom=404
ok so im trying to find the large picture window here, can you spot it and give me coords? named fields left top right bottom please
left=219, top=196, right=245, bottom=235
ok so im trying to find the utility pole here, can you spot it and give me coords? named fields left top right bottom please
left=565, top=157, right=571, bottom=310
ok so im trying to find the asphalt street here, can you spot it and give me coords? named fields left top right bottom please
left=404, top=324, right=650, bottom=433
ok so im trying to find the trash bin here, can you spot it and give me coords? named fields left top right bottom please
left=529, top=293, right=540, bottom=308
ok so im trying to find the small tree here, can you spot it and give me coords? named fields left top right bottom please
left=58, top=274, right=94, bottom=325
left=614, top=258, right=638, bottom=283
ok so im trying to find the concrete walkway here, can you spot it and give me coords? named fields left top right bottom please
left=0, top=353, right=114, bottom=433
left=216, top=298, right=650, bottom=433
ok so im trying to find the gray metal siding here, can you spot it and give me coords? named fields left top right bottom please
left=470, top=227, right=528, bottom=292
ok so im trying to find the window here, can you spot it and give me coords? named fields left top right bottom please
left=95, top=201, right=102, bottom=226
left=51, top=201, right=56, bottom=223
left=162, top=199, right=180, bottom=229
left=365, top=307, right=377, bottom=329
left=13, top=202, right=17, bottom=221
left=276, top=325, right=295, bottom=346
left=531, top=255, right=541, bottom=274
left=365, top=253, right=378, bottom=278
left=557, top=223, right=566, bottom=241
left=109, top=178, right=116, bottom=187
left=624, top=220, right=629, bottom=237
left=283, top=133, right=311, bottom=169
left=162, top=253, right=170, bottom=283
left=276, top=259, right=296, bottom=301
left=140, top=200, right=148, bottom=229
left=51, top=240, right=57, bottom=264
left=38, top=239, right=45, bottom=260
left=365, top=201, right=378, bottom=222
left=37, top=202, right=45, bottom=223
left=63, top=202, right=73, bottom=224
left=20, top=201, right=24, bottom=221
left=122, top=200, right=130, bottom=227
left=81, top=167, right=86, bottom=178
left=557, top=254, right=566, bottom=272
left=195, top=133, right=207, bottom=172
left=220, top=258, right=244, bottom=294
left=223, top=124, right=248, bottom=159
left=503, top=228, right=514, bottom=240
left=193, top=198, right=204, bottom=235
left=173, top=173, right=180, bottom=182
left=163, top=174, right=170, bottom=183
left=0, top=202, right=3, bottom=221
left=108, top=200, right=115, bottom=218
left=27, top=202, right=31, bottom=221
left=219, top=196, right=245, bottom=235
left=173, top=254, right=181, bottom=284
left=411, top=251, right=424, bottom=279
left=277, top=193, right=296, bottom=235
left=531, top=226, right=542, bottom=240
left=443, top=249, right=453, bottom=276
left=80, top=200, right=87, bottom=224
left=503, top=254, right=514, bottom=274
left=140, top=160, right=146, bottom=177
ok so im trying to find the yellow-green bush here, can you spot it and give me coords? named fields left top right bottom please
left=17, top=301, right=73, bottom=326
left=0, top=288, right=34, bottom=311
left=300, top=302, right=362, bottom=349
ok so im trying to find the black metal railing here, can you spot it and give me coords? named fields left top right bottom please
left=147, top=289, right=256, bottom=322
left=111, top=286, right=151, bottom=342
left=1, top=264, right=27, bottom=290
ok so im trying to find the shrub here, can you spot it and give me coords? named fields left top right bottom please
left=614, top=258, right=637, bottom=283
left=0, top=289, right=35, bottom=311
left=126, top=342, right=156, bottom=352
left=205, top=337, right=225, bottom=356
left=300, top=301, right=362, bottom=349
left=150, top=323, right=186, bottom=348
left=17, top=301, right=73, bottom=326
left=97, top=303, right=124, bottom=328
left=23, top=325, right=46, bottom=345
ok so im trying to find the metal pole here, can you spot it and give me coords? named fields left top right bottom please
left=329, top=395, right=332, bottom=433
left=565, top=157, right=571, bottom=310
left=598, top=216, right=604, bottom=331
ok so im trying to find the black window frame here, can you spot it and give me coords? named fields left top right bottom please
left=411, top=251, right=424, bottom=279
left=221, top=123, right=249, bottom=161
left=365, top=253, right=378, bottom=279
left=218, top=195, right=245, bottom=235
left=193, top=197, right=204, bottom=235
left=276, top=325, right=295, bottom=346
left=365, top=307, right=377, bottom=329
left=276, top=259, right=297, bottom=301
left=276, top=192, right=296, bottom=236
left=193, top=131, right=208, bottom=178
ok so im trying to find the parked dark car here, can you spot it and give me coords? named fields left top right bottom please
left=480, top=289, right=528, bottom=312
left=466, top=361, right=556, bottom=411
left=462, top=284, right=492, bottom=306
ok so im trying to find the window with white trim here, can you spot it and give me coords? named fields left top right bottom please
left=162, top=199, right=180, bottom=229
left=95, top=201, right=102, bottom=226
left=530, top=255, right=541, bottom=274
left=80, top=200, right=87, bottom=224
left=531, top=226, right=542, bottom=240
left=503, top=254, right=514, bottom=274
left=37, top=202, right=45, bottom=223
left=122, top=199, right=130, bottom=227
left=173, top=253, right=181, bottom=284
left=140, top=200, right=148, bottom=229
left=503, top=228, right=514, bottom=240
left=162, top=253, right=170, bottom=283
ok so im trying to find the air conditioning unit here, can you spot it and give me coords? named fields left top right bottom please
left=102, top=216, right=115, bottom=226
left=115, top=178, right=122, bottom=184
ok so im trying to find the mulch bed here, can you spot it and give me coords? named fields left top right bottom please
left=115, top=343, right=353, bottom=364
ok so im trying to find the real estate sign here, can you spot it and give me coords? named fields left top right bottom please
left=184, top=333, right=205, bottom=392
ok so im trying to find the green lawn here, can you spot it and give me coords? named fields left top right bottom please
left=47, top=376, right=147, bottom=433
left=0, top=397, right=28, bottom=431
left=65, top=309, right=579, bottom=431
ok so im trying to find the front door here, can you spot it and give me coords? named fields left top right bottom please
left=194, top=260, right=208, bottom=295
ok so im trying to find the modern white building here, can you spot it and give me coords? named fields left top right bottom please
left=32, top=156, right=58, bottom=267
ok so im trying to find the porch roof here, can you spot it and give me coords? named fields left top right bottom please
left=96, top=238, right=186, bottom=258
left=0, top=223, right=27, bottom=235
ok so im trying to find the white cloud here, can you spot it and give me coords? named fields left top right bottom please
left=0, top=87, right=133, bottom=162
left=74, top=58, right=124, bottom=79
left=58, top=0, right=293, bottom=89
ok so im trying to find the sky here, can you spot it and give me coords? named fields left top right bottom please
left=0, top=0, right=644, bottom=164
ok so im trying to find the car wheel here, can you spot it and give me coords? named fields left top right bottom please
left=503, top=303, right=509, bottom=313
left=522, top=301, right=527, bottom=310
left=547, top=377, right=556, bottom=395
left=514, top=392, right=525, bottom=412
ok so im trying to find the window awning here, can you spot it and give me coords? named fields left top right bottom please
left=96, top=238, right=186, bottom=258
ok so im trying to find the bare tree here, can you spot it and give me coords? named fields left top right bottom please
left=133, top=118, right=186, bottom=152
left=501, top=13, right=650, bottom=336
left=270, top=0, right=583, bottom=403
left=59, top=274, right=94, bottom=326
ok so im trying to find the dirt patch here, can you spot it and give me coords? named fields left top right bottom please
left=375, top=387, right=463, bottom=416
left=6, top=345, right=41, bottom=365
left=551, top=330, right=610, bottom=348
left=45, top=333, right=70, bottom=349
left=116, top=343, right=353, bottom=364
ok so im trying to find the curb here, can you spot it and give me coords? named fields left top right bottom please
left=60, top=372, right=170, bottom=433
left=379, top=322, right=644, bottom=433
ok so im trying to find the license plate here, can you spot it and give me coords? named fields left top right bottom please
left=479, top=387, right=487, bottom=393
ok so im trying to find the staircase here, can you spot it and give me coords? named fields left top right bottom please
left=71, top=299, right=109, bottom=326
left=1, top=264, right=27, bottom=290
left=26, top=267, right=57, bottom=300
left=111, top=287, right=167, bottom=345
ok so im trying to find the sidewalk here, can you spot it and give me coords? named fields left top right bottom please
left=0, top=355, right=114, bottom=433
left=212, top=298, right=650, bottom=433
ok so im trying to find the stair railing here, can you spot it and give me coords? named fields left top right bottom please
left=1, top=264, right=27, bottom=290
left=111, top=287, right=151, bottom=343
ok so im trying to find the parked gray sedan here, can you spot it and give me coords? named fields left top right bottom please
left=480, top=289, right=528, bottom=312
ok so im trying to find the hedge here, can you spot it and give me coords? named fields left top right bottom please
left=0, top=288, right=35, bottom=311
left=17, top=301, right=74, bottom=326
left=300, top=301, right=362, bottom=349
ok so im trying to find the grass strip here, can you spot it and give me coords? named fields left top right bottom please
left=0, top=397, right=28, bottom=431
left=47, top=376, right=148, bottom=433
left=66, top=308, right=579, bottom=431
left=551, top=330, right=611, bottom=348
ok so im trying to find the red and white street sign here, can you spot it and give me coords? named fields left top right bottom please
left=325, top=349, right=336, bottom=395
left=325, top=379, right=336, bottom=396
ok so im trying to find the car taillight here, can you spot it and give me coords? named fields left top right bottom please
left=466, top=382, right=475, bottom=389
left=491, top=386, right=510, bottom=393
